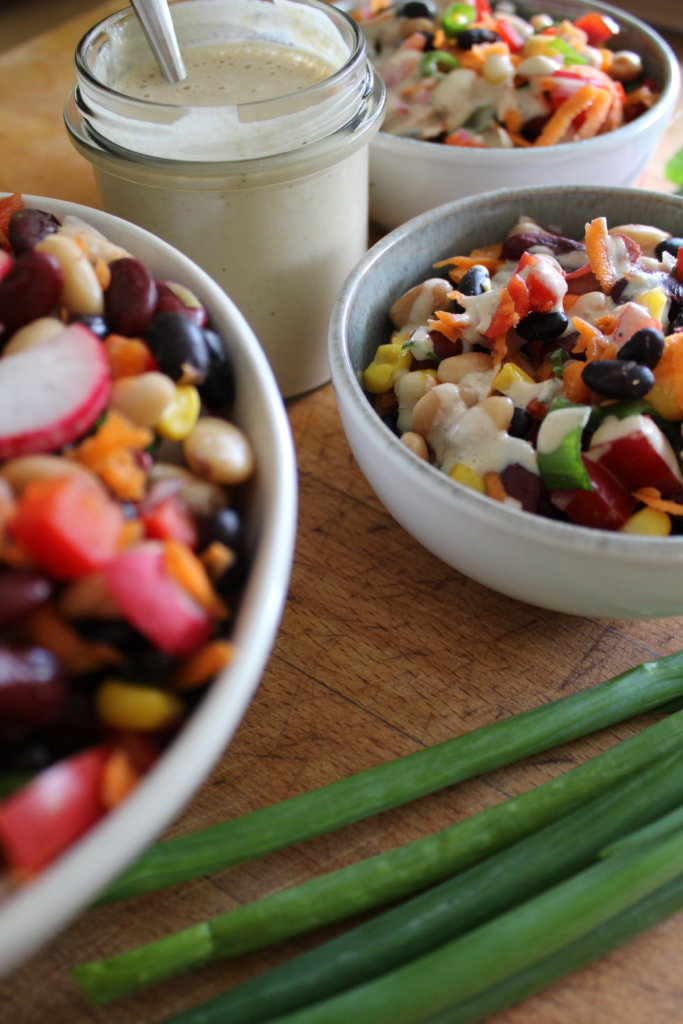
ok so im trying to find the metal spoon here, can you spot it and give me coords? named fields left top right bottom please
left=130, top=0, right=187, bottom=83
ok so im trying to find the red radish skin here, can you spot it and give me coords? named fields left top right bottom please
left=588, top=414, right=683, bottom=496
left=104, top=542, right=213, bottom=657
left=551, top=456, right=636, bottom=530
left=0, top=324, right=111, bottom=459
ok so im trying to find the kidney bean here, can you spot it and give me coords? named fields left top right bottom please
left=501, top=233, right=584, bottom=261
left=155, top=281, right=207, bottom=327
left=0, top=646, right=68, bottom=727
left=0, top=249, right=63, bottom=336
left=582, top=359, right=655, bottom=399
left=617, top=327, right=665, bottom=369
left=8, top=208, right=60, bottom=255
left=500, top=463, right=542, bottom=513
left=431, top=330, right=463, bottom=360
left=105, top=257, right=158, bottom=336
left=0, top=570, right=52, bottom=626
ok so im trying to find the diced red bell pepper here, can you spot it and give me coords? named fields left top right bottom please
left=104, top=542, right=213, bottom=656
left=0, top=745, right=109, bottom=875
left=495, top=17, right=524, bottom=53
left=9, top=475, right=125, bottom=580
left=141, top=496, right=198, bottom=548
left=573, top=12, right=619, bottom=47
left=473, top=0, right=492, bottom=17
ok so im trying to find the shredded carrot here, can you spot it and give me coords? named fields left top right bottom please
left=25, top=603, right=122, bottom=675
left=633, top=488, right=683, bottom=516
left=563, top=293, right=581, bottom=313
left=484, top=471, right=507, bottom=503
left=458, top=40, right=509, bottom=70
left=490, top=333, right=508, bottom=367
left=95, top=258, right=111, bottom=290
left=163, top=539, right=228, bottom=618
left=117, top=517, right=144, bottom=551
left=104, top=334, right=156, bottom=378
left=433, top=255, right=501, bottom=280
left=0, top=193, right=24, bottom=246
left=534, top=83, right=603, bottom=146
left=101, top=746, right=143, bottom=809
left=561, top=359, right=592, bottom=404
left=645, top=333, right=683, bottom=420
left=571, top=316, right=610, bottom=363
left=505, top=130, right=533, bottom=148
left=593, top=314, right=617, bottom=335
left=575, top=86, right=612, bottom=140
left=172, top=639, right=236, bottom=691
left=584, top=216, right=618, bottom=292
left=502, top=107, right=522, bottom=134
left=200, top=540, right=236, bottom=581
left=428, top=309, right=468, bottom=342
left=73, top=410, right=153, bottom=501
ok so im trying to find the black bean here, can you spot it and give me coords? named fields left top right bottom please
left=455, top=27, right=500, bottom=48
left=145, top=311, right=212, bottom=385
left=71, top=313, right=109, bottom=339
left=198, top=328, right=237, bottom=412
left=398, top=0, right=436, bottom=17
left=516, top=311, right=568, bottom=342
left=655, top=236, right=683, bottom=260
left=508, top=406, right=533, bottom=439
left=8, top=207, right=60, bottom=255
left=458, top=265, right=490, bottom=296
left=617, top=327, right=665, bottom=369
left=582, top=359, right=654, bottom=399
left=198, top=507, right=248, bottom=594
left=669, top=304, right=683, bottom=333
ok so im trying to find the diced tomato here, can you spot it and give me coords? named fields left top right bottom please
left=507, top=273, right=530, bottom=319
left=573, top=12, right=619, bottom=47
left=9, top=475, right=125, bottom=580
left=0, top=746, right=109, bottom=875
left=141, top=496, right=199, bottom=548
left=0, top=193, right=24, bottom=246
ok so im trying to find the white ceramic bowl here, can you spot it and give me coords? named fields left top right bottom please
left=0, top=197, right=298, bottom=973
left=329, top=184, right=683, bottom=619
left=363, top=0, right=681, bottom=230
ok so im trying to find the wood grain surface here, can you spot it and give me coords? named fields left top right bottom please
left=2, top=4, right=683, bottom=1022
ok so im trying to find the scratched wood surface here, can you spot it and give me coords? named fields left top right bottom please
left=2, top=4, right=683, bottom=1022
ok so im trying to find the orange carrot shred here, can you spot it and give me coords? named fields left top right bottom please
left=484, top=471, right=507, bottom=503
left=584, top=216, right=618, bottom=292
left=163, top=539, right=229, bottom=618
left=101, top=747, right=143, bottom=809
left=534, top=84, right=603, bottom=146
left=172, top=639, right=236, bottom=691
left=633, top=488, right=683, bottom=516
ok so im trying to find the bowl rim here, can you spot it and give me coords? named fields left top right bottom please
left=367, top=0, right=681, bottom=158
left=329, top=183, right=683, bottom=564
left=0, top=195, right=298, bottom=973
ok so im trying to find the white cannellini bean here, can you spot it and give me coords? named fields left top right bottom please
left=3, top=316, right=64, bottom=355
left=110, top=372, right=177, bottom=428
left=35, top=232, right=104, bottom=316
left=389, top=278, right=452, bottom=329
left=183, top=418, right=255, bottom=485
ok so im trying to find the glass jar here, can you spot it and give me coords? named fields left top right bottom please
left=65, top=0, right=385, bottom=398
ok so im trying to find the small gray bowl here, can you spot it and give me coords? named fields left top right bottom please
left=329, top=184, right=683, bottom=618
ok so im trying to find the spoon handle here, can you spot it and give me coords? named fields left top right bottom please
left=130, top=0, right=187, bottom=84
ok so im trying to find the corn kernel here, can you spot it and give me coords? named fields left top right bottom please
left=156, top=385, right=201, bottom=440
left=493, top=362, right=534, bottom=394
left=448, top=463, right=486, bottom=492
left=636, top=288, right=667, bottom=322
left=621, top=507, right=672, bottom=536
left=363, top=344, right=413, bottom=394
left=96, top=679, right=184, bottom=731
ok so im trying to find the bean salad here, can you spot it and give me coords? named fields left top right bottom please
left=364, top=214, right=683, bottom=534
left=0, top=193, right=255, bottom=883
left=352, top=0, right=661, bottom=147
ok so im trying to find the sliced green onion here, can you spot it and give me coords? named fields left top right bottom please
left=420, top=50, right=459, bottom=76
left=548, top=36, right=587, bottom=65
left=549, top=347, right=568, bottom=378
left=441, top=2, right=475, bottom=36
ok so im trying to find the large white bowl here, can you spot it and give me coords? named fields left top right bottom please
left=365, top=0, right=681, bottom=230
left=329, top=184, right=683, bottom=619
left=0, top=197, right=298, bottom=973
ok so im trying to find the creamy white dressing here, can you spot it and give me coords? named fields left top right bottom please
left=432, top=403, right=537, bottom=477
left=536, top=405, right=591, bottom=456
